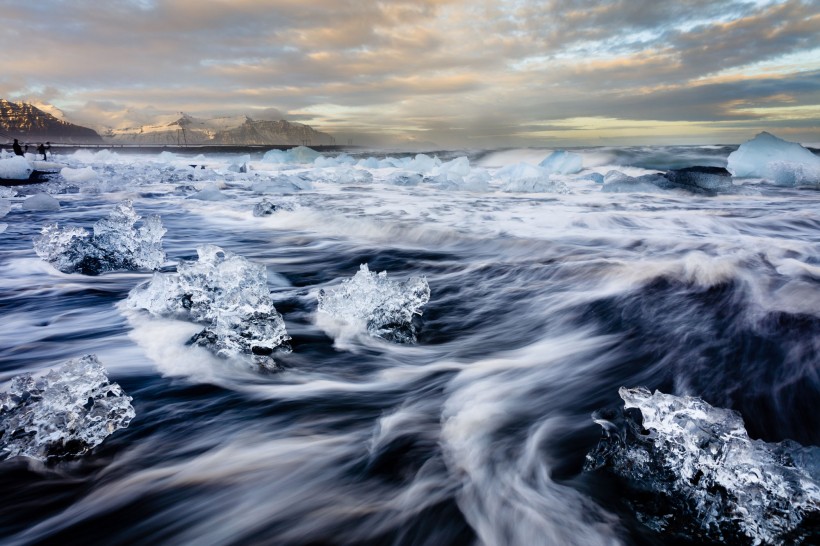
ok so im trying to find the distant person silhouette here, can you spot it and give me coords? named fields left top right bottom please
left=12, top=138, right=24, bottom=156
left=37, top=143, right=46, bottom=160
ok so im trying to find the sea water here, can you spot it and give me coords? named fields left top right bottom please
left=0, top=144, right=818, bottom=545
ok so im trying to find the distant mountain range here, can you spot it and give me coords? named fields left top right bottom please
left=0, top=99, right=335, bottom=146
left=0, top=99, right=103, bottom=143
left=102, top=113, right=335, bottom=146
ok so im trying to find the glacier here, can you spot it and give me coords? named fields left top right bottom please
left=585, top=387, right=819, bottom=545
left=0, top=355, right=135, bottom=461
left=317, top=264, right=431, bottom=343
left=125, top=244, right=291, bottom=369
left=34, top=200, right=166, bottom=275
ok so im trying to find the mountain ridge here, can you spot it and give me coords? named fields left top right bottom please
left=103, top=113, right=335, bottom=146
left=0, top=99, right=103, bottom=143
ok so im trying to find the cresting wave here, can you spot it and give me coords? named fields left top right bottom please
left=0, top=134, right=818, bottom=545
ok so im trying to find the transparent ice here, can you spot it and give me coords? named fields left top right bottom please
left=727, top=132, right=820, bottom=186
left=317, top=264, right=430, bottom=343
left=125, top=244, right=290, bottom=369
left=22, top=193, right=61, bottom=211
left=497, top=163, right=571, bottom=193
left=0, top=355, right=135, bottom=461
left=538, top=150, right=583, bottom=174
left=585, top=387, right=819, bottom=545
left=33, top=200, right=166, bottom=275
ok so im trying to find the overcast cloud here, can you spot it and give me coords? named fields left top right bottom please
left=0, top=0, right=817, bottom=146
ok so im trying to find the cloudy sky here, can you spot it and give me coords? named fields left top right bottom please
left=1, top=0, right=818, bottom=147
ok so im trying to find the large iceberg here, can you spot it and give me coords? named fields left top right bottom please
left=727, top=132, right=820, bottom=186
left=34, top=200, right=166, bottom=275
left=585, top=387, right=819, bottom=545
left=125, top=245, right=290, bottom=369
left=317, top=264, right=430, bottom=343
left=0, top=355, right=135, bottom=461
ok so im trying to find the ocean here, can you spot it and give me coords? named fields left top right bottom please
left=0, top=144, right=818, bottom=545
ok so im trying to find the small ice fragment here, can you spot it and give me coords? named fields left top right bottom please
left=33, top=200, right=166, bottom=275
left=125, top=244, right=290, bottom=369
left=317, top=264, right=430, bottom=343
left=538, top=150, right=583, bottom=174
left=22, top=193, right=60, bottom=211
left=188, top=183, right=228, bottom=201
left=585, top=387, right=819, bottom=545
left=253, top=200, right=277, bottom=216
left=0, top=355, right=135, bottom=461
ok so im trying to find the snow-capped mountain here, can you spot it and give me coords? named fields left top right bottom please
left=0, top=99, right=103, bottom=143
left=103, top=114, right=335, bottom=145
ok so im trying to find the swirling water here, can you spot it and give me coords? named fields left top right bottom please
left=0, top=145, right=818, bottom=545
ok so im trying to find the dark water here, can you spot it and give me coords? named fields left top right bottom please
left=0, top=146, right=818, bottom=545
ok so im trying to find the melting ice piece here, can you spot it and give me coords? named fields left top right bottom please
left=22, top=193, right=60, bottom=211
left=317, top=264, right=430, bottom=343
left=262, top=146, right=321, bottom=164
left=497, top=162, right=571, bottom=193
left=538, top=150, right=583, bottom=174
left=601, top=171, right=668, bottom=193
left=0, top=156, right=33, bottom=180
left=585, top=387, right=820, bottom=545
left=0, top=355, right=135, bottom=461
left=34, top=200, right=166, bottom=275
left=253, top=199, right=277, bottom=216
left=727, top=132, right=820, bottom=186
left=125, top=244, right=290, bottom=369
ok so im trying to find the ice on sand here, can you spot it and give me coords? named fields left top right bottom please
left=34, top=200, right=166, bottom=275
left=125, top=244, right=290, bottom=369
left=0, top=355, right=135, bottom=461
left=318, top=264, right=430, bottom=343
left=585, top=387, right=819, bottom=545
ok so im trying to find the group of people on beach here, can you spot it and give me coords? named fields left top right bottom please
left=11, top=138, right=50, bottom=160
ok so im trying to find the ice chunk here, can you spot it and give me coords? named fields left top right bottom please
left=538, top=150, right=583, bottom=174
left=262, top=146, right=321, bottom=164
left=727, top=132, right=820, bottom=185
left=188, top=183, right=228, bottom=201
left=34, top=200, right=166, bottom=275
left=601, top=171, right=667, bottom=193
left=0, top=355, right=135, bottom=461
left=314, top=153, right=356, bottom=168
left=585, top=387, right=819, bottom=545
left=321, top=166, right=373, bottom=185
left=22, top=193, right=60, bottom=211
left=388, top=172, right=423, bottom=187
left=317, top=264, right=430, bottom=343
left=462, top=168, right=491, bottom=192
left=0, top=198, right=10, bottom=219
left=404, top=153, right=441, bottom=173
left=253, top=200, right=277, bottom=216
left=60, top=166, right=98, bottom=184
left=437, top=156, right=472, bottom=178
left=252, top=173, right=313, bottom=193
left=125, top=244, right=290, bottom=369
left=497, top=163, right=570, bottom=193
left=0, top=156, right=33, bottom=180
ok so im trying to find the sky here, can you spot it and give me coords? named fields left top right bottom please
left=0, top=0, right=818, bottom=148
